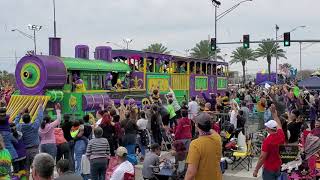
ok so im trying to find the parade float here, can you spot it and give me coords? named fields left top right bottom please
left=7, top=37, right=229, bottom=120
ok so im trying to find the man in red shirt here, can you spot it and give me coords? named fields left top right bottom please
left=253, top=104, right=285, bottom=179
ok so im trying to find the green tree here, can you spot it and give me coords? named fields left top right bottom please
left=190, top=40, right=222, bottom=59
left=256, top=39, right=287, bottom=78
left=143, top=43, right=169, bottom=54
left=0, top=70, right=15, bottom=87
left=230, top=47, right=257, bottom=84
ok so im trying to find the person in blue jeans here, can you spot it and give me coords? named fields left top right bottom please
left=71, top=121, right=88, bottom=175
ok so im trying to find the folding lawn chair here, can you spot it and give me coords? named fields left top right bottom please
left=231, top=138, right=253, bottom=171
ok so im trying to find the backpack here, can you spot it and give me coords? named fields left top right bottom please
left=139, top=129, right=150, bottom=146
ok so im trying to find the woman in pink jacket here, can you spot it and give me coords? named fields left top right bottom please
left=39, top=103, right=61, bottom=159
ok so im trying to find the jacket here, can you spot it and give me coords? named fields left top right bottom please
left=15, top=106, right=43, bottom=148
left=54, top=128, right=67, bottom=145
left=174, top=117, right=192, bottom=140
left=39, top=110, right=61, bottom=145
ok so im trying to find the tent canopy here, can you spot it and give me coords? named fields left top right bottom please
left=298, top=76, right=320, bottom=89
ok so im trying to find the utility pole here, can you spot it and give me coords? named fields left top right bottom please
left=14, top=50, right=17, bottom=66
left=275, top=24, right=279, bottom=84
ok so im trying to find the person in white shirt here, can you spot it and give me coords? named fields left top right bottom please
left=188, top=96, right=199, bottom=120
left=230, top=102, right=238, bottom=129
left=110, top=147, right=134, bottom=180
left=136, top=111, right=150, bottom=158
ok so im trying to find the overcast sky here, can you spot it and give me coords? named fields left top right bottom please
left=1, top=0, right=320, bottom=74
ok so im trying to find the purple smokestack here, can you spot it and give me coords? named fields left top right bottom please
left=49, top=37, right=61, bottom=56
left=94, top=46, right=112, bottom=62
left=75, top=45, right=89, bottom=59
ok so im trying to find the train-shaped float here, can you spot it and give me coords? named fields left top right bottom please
left=7, top=37, right=228, bottom=121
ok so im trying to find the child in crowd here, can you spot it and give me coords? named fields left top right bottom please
left=0, top=134, right=12, bottom=180
left=9, top=123, right=27, bottom=178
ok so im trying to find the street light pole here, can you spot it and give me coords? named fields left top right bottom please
left=123, top=38, right=133, bottom=50
left=28, top=24, right=42, bottom=55
left=211, top=0, right=252, bottom=61
left=299, top=42, right=302, bottom=79
left=275, top=24, right=279, bottom=84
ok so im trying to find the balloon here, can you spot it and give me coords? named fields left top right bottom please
left=293, top=86, right=300, bottom=97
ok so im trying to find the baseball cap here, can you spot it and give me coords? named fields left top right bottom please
left=116, top=146, right=128, bottom=157
left=264, top=120, right=277, bottom=130
left=194, top=112, right=211, bottom=126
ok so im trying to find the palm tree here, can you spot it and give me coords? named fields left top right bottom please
left=230, top=47, right=257, bottom=84
left=256, top=39, right=287, bottom=78
left=143, top=43, right=169, bottom=54
left=190, top=40, right=222, bottom=60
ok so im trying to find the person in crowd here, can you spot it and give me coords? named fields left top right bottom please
left=174, top=109, right=192, bottom=151
left=236, top=110, right=246, bottom=135
left=201, top=92, right=217, bottom=111
left=110, top=147, right=134, bottom=180
left=61, top=114, right=74, bottom=170
left=287, top=109, right=303, bottom=143
left=61, top=114, right=73, bottom=142
left=306, top=98, right=318, bottom=130
left=0, top=107, right=18, bottom=165
left=112, top=114, right=123, bottom=149
left=39, top=103, right=61, bottom=159
left=71, top=121, right=87, bottom=175
left=137, top=111, right=149, bottom=159
left=95, top=104, right=105, bottom=126
left=149, top=105, right=163, bottom=145
left=99, top=113, right=116, bottom=156
left=311, top=118, right=320, bottom=135
left=54, top=126, right=70, bottom=163
left=240, top=101, right=250, bottom=122
left=82, top=115, right=93, bottom=140
left=230, top=102, right=238, bottom=130
left=56, top=159, right=82, bottom=180
left=142, top=143, right=162, bottom=180
left=31, top=153, right=55, bottom=180
left=257, top=92, right=266, bottom=129
left=121, top=112, right=138, bottom=154
left=253, top=104, right=285, bottom=180
left=118, top=99, right=126, bottom=122
left=15, top=100, right=43, bottom=176
left=166, top=87, right=181, bottom=117
left=185, top=113, right=222, bottom=180
left=0, top=134, right=12, bottom=180
left=188, top=96, right=199, bottom=120
left=9, top=123, right=27, bottom=176
left=166, top=99, right=177, bottom=128
left=264, top=101, right=273, bottom=123
left=86, top=127, right=110, bottom=180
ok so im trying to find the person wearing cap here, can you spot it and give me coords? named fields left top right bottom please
left=110, top=146, right=134, bottom=180
left=142, top=143, right=161, bottom=180
left=253, top=104, right=285, bottom=179
left=185, top=112, right=222, bottom=180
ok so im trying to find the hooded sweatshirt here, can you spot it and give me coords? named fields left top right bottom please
left=39, top=110, right=61, bottom=145
left=54, top=128, right=67, bottom=145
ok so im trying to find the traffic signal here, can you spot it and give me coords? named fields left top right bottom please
left=210, top=38, right=216, bottom=51
left=243, top=34, right=250, bottom=48
left=284, top=32, right=290, bottom=46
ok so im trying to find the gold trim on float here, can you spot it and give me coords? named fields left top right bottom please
left=7, top=95, right=50, bottom=122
